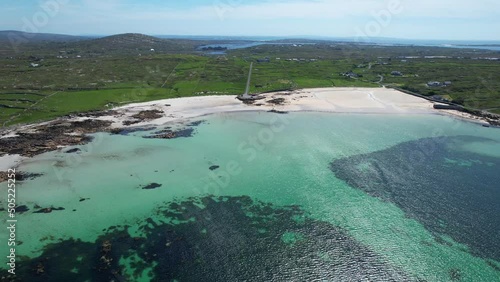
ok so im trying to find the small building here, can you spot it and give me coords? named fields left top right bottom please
left=256, top=57, right=270, bottom=63
left=30, top=63, right=39, bottom=67
left=391, top=71, right=403, bottom=76
left=341, top=71, right=361, bottom=79
left=427, top=81, right=442, bottom=87
left=444, top=81, right=452, bottom=86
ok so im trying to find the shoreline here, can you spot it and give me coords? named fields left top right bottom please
left=0, top=87, right=495, bottom=173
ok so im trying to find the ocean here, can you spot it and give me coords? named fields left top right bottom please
left=1, top=112, right=499, bottom=281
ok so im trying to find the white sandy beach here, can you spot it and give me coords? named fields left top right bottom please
left=0, top=87, right=489, bottom=170
left=111, top=87, right=437, bottom=127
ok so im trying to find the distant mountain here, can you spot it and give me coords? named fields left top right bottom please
left=66, top=33, right=202, bottom=54
left=91, top=33, right=169, bottom=47
left=156, top=35, right=287, bottom=41
left=0, top=30, right=91, bottom=43
left=0, top=32, right=210, bottom=56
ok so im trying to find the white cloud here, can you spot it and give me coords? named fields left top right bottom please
left=6, top=0, right=499, bottom=40
left=116, top=0, right=500, bottom=21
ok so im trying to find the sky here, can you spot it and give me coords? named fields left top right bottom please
left=1, top=0, right=500, bottom=41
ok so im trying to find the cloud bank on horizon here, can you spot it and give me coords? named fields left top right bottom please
left=0, top=0, right=499, bottom=40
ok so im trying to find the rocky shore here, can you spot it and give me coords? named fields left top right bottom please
left=0, top=119, right=112, bottom=158
left=0, top=109, right=173, bottom=159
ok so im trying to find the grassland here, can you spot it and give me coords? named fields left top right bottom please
left=1, top=35, right=499, bottom=126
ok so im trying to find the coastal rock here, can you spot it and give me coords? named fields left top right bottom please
left=268, top=109, right=289, bottom=114
left=0, top=172, right=8, bottom=183
left=0, top=119, right=112, bottom=158
left=267, top=98, right=286, bottom=105
left=121, top=110, right=164, bottom=126
left=143, top=128, right=194, bottom=139
left=131, top=110, right=164, bottom=120
left=122, top=120, right=141, bottom=126
left=110, top=126, right=156, bottom=135
left=68, top=110, right=118, bottom=118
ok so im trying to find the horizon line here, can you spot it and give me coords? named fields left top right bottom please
left=2, top=30, right=500, bottom=43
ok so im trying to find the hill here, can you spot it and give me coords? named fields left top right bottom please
left=66, top=33, right=201, bottom=54
left=0, top=32, right=205, bottom=56
left=0, top=30, right=90, bottom=43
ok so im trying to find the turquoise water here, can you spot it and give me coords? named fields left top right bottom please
left=1, top=112, right=500, bottom=281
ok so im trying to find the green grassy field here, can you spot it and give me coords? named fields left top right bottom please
left=1, top=38, right=499, bottom=126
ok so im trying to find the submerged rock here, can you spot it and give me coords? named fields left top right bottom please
left=0, top=171, right=44, bottom=182
left=34, top=207, right=65, bottom=213
left=65, top=148, right=81, bottom=154
left=142, top=183, right=162, bottom=190
left=187, top=120, right=206, bottom=127
left=143, top=128, right=195, bottom=139
left=110, top=126, right=156, bottom=136
left=15, top=205, right=30, bottom=213
left=209, top=165, right=220, bottom=171
left=330, top=135, right=500, bottom=261
left=1, top=196, right=412, bottom=281
left=268, top=109, right=289, bottom=114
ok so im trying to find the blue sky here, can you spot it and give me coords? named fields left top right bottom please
left=1, top=0, right=499, bottom=40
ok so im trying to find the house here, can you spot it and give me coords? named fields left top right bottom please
left=444, top=81, right=452, bottom=86
left=30, top=63, right=39, bottom=67
left=427, top=81, right=442, bottom=87
left=391, top=71, right=403, bottom=76
left=341, top=71, right=361, bottom=79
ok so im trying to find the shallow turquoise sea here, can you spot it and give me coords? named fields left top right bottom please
left=1, top=112, right=500, bottom=281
